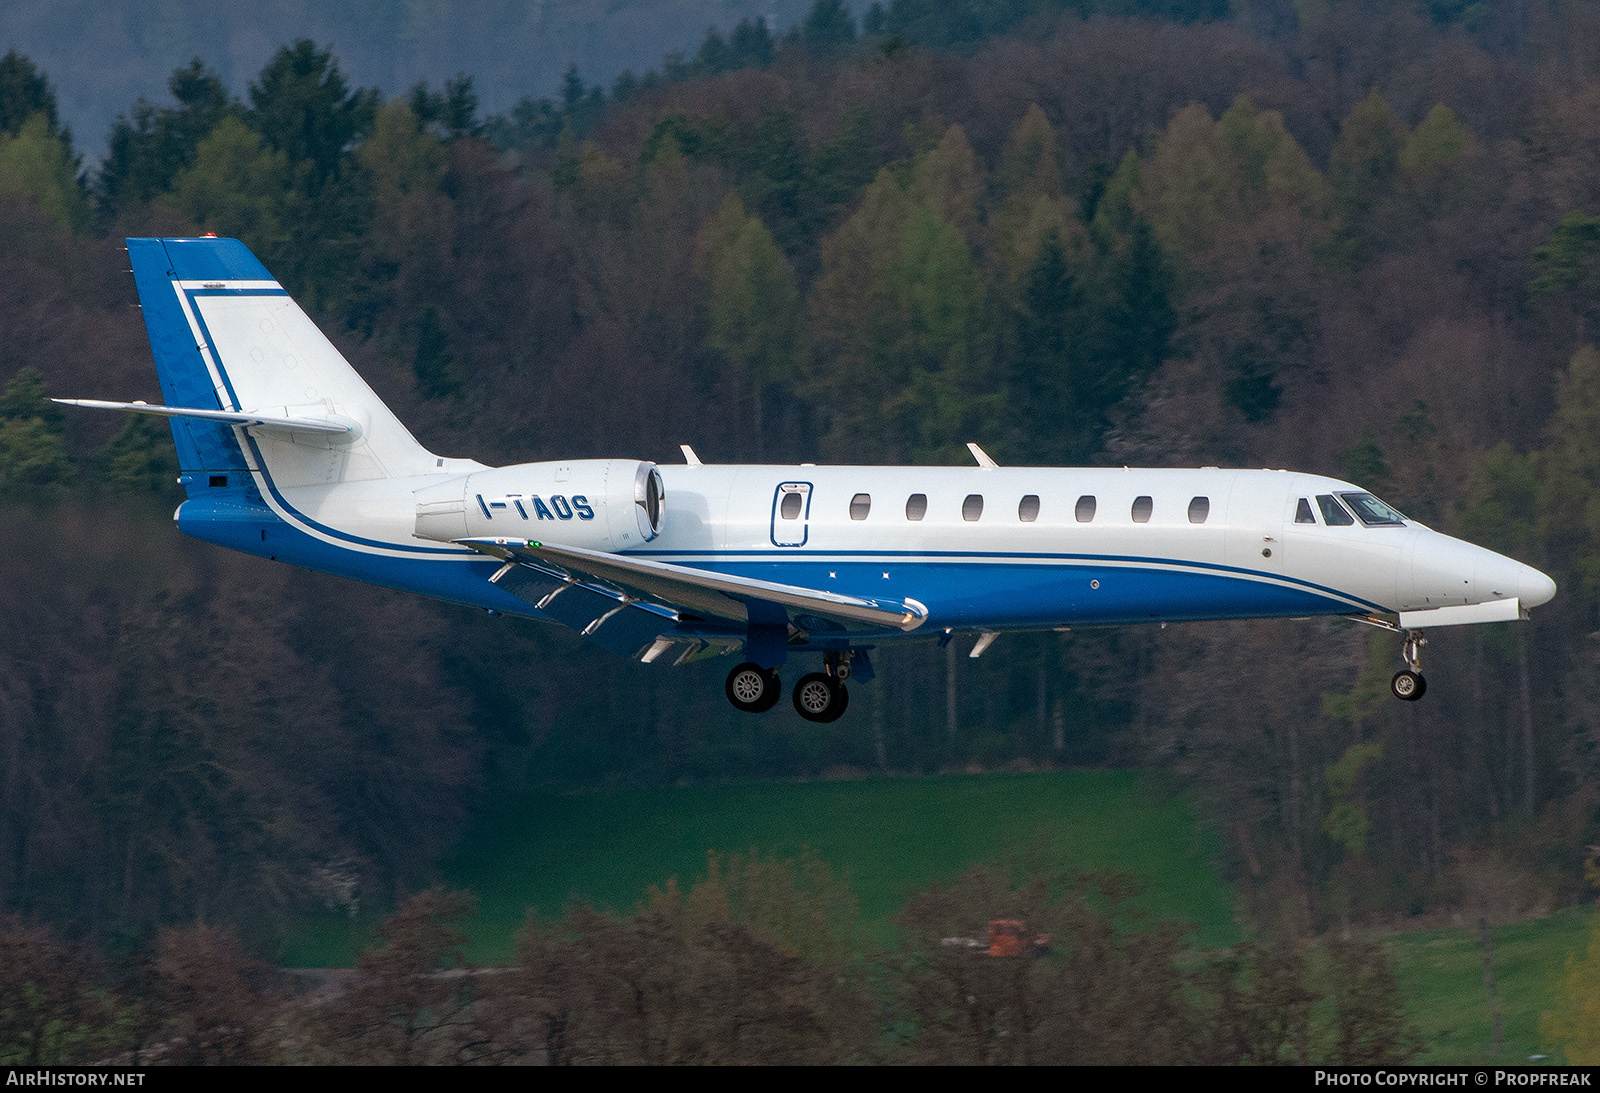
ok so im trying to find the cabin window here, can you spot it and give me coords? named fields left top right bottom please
left=1316, top=494, right=1354, bottom=526
left=1188, top=496, right=1210, bottom=524
left=1131, top=496, right=1153, bottom=523
left=850, top=493, right=871, bottom=520
left=1018, top=495, right=1040, bottom=522
left=780, top=492, right=803, bottom=520
left=1075, top=495, right=1096, bottom=522
left=1338, top=491, right=1406, bottom=527
left=906, top=493, right=927, bottom=521
left=963, top=494, right=984, bottom=522
left=1295, top=497, right=1316, bottom=524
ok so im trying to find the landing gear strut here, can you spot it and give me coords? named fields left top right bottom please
left=725, top=662, right=782, bottom=713
left=1391, top=630, right=1427, bottom=702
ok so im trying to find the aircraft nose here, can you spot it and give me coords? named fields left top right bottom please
left=1519, top=564, right=1557, bottom=608
left=1477, top=550, right=1557, bottom=609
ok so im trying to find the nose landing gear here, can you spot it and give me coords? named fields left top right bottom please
left=1391, top=631, right=1427, bottom=701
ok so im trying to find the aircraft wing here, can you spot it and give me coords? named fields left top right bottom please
left=457, top=537, right=929, bottom=648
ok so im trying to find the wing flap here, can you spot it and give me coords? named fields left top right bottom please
left=489, top=560, right=680, bottom=657
left=462, top=537, right=929, bottom=634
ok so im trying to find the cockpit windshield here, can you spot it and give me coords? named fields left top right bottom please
left=1316, top=495, right=1354, bottom=526
left=1337, top=492, right=1406, bottom=527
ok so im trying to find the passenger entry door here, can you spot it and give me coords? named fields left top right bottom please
left=1226, top=474, right=1288, bottom=575
left=770, top=481, right=812, bottom=547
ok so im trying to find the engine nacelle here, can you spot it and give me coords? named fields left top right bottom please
left=414, top=459, right=664, bottom=549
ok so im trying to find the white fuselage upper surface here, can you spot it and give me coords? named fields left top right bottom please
left=638, top=464, right=1551, bottom=623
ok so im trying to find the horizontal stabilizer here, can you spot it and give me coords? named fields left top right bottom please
left=53, top=399, right=361, bottom=438
left=459, top=538, right=930, bottom=633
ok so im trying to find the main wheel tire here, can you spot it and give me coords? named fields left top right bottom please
left=726, top=662, right=781, bottom=713
left=1391, top=669, right=1426, bottom=701
left=792, top=672, right=848, bottom=723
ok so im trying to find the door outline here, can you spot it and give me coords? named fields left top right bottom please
left=770, top=481, right=813, bottom=547
left=1224, top=475, right=1286, bottom=576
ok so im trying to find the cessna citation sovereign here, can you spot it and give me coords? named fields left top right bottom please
left=59, top=237, right=1557, bottom=722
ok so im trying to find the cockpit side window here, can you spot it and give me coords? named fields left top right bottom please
left=1295, top=497, right=1316, bottom=524
left=1316, top=494, right=1355, bottom=526
left=1338, top=492, right=1406, bottom=526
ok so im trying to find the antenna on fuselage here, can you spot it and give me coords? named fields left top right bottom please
left=966, top=442, right=998, bottom=469
left=680, top=444, right=704, bottom=466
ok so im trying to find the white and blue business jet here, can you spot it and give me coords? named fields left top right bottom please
left=59, top=237, right=1556, bottom=721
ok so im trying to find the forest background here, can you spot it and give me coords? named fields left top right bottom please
left=2, top=0, right=1600, bottom=991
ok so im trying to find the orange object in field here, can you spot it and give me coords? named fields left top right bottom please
left=987, top=919, right=1026, bottom=957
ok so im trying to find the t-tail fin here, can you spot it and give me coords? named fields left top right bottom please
left=115, top=236, right=436, bottom=492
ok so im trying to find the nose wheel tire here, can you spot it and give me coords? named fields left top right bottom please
left=1391, top=669, right=1426, bottom=702
left=726, top=662, right=782, bottom=713
left=792, top=673, right=849, bottom=723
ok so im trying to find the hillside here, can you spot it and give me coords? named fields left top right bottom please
left=1, top=0, right=1598, bottom=990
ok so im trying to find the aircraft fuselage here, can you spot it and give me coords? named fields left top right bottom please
left=182, top=461, right=1554, bottom=638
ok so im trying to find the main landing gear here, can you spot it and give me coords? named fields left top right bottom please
left=725, top=662, right=782, bottom=713
left=724, top=651, right=853, bottom=722
left=1391, top=630, right=1427, bottom=702
left=792, top=671, right=849, bottom=723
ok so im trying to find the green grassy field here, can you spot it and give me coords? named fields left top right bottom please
left=275, top=768, right=1600, bottom=1065
left=1389, top=905, right=1598, bottom=1065
left=279, top=769, right=1236, bottom=966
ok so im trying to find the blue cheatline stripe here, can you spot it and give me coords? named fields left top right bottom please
left=182, top=492, right=1372, bottom=636
left=663, top=557, right=1369, bottom=627
left=241, top=434, right=473, bottom=557
left=633, top=548, right=1387, bottom=613
left=177, top=493, right=534, bottom=615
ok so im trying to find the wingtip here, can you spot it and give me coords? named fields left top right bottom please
left=966, top=442, right=998, bottom=469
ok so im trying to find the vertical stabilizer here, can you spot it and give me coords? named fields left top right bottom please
left=127, top=237, right=437, bottom=490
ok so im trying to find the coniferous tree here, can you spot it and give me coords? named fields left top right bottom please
left=246, top=39, right=376, bottom=188
left=802, top=0, right=858, bottom=56
left=0, top=367, right=72, bottom=492
left=1011, top=228, right=1082, bottom=461
left=0, top=51, right=59, bottom=138
left=98, top=59, right=232, bottom=222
